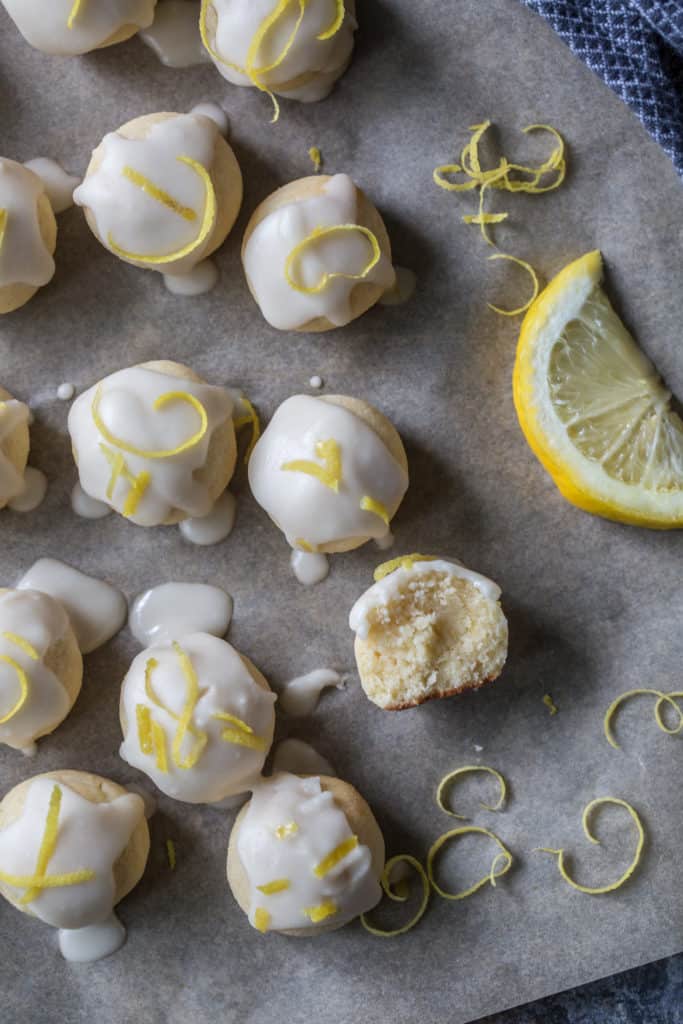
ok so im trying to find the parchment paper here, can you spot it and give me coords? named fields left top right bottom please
left=1, top=2, right=682, bottom=1022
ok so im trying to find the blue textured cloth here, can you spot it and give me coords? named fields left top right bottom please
left=521, top=0, right=683, bottom=174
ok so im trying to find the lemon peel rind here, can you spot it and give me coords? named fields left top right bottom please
left=284, top=224, right=381, bottom=295
left=436, top=765, right=508, bottom=821
left=373, top=554, right=438, bottom=582
left=487, top=253, right=539, bottom=317
left=166, top=838, right=176, bottom=870
left=0, top=654, right=30, bottom=725
left=360, top=854, right=430, bottom=937
left=603, top=688, right=683, bottom=749
left=426, top=826, right=513, bottom=901
left=92, top=386, right=209, bottom=460
left=234, top=397, right=261, bottom=464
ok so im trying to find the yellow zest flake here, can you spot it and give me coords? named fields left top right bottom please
left=282, top=438, right=342, bottom=492
left=360, top=495, right=390, bottom=525
left=152, top=720, right=169, bottom=773
left=170, top=642, right=208, bottom=769
left=108, top=156, right=216, bottom=264
left=220, top=727, right=268, bottom=751
left=284, top=224, right=381, bottom=295
left=233, top=397, right=261, bottom=464
left=361, top=854, right=430, bottom=938
left=436, top=765, right=507, bottom=821
left=308, top=146, right=322, bottom=173
left=427, top=826, right=513, bottom=901
left=2, top=632, right=39, bottom=660
left=275, top=822, right=299, bottom=839
left=487, top=253, right=540, bottom=317
left=373, top=553, right=438, bottom=582
left=543, top=694, right=559, bottom=715
left=604, top=688, right=683, bottom=749
left=93, top=387, right=208, bottom=460
left=257, top=878, right=291, bottom=894
left=0, top=655, right=30, bottom=725
left=254, top=907, right=271, bottom=933
left=166, top=839, right=177, bottom=870
left=67, top=0, right=84, bottom=29
left=535, top=797, right=645, bottom=895
left=19, top=786, right=95, bottom=905
left=99, top=444, right=150, bottom=518
left=313, top=835, right=359, bottom=877
left=0, top=209, right=7, bottom=250
left=122, top=166, right=197, bottom=222
left=302, top=899, right=338, bottom=923
left=136, top=703, right=153, bottom=755
left=212, top=711, right=254, bottom=734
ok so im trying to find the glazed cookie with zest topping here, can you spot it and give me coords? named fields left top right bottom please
left=0, top=159, right=57, bottom=315
left=67, top=360, right=237, bottom=527
left=1, top=0, right=156, bottom=56
left=0, top=771, right=149, bottom=962
left=227, top=772, right=384, bottom=936
left=349, top=555, right=509, bottom=710
left=119, top=633, right=276, bottom=804
left=0, top=388, right=30, bottom=508
left=74, top=110, right=242, bottom=289
left=242, top=173, right=396, bottom=331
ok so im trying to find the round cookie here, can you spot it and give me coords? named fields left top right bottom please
left=119, top=633, right=276, bottom=804
left=350, top=556, right=509, bottom=710
left=68, top=359, right=237, bottom=527
left=242, top=173, right=395, bottom=332
left=74, top=111, right=243, bottom=278
left=249, top=392, right=409, bottom=554
left=0, top=387, right=30, bottom=508
left=227, top=772, right=385, bottom=936
left=0, top=588, right=83, bottom=752
left=0, top=159, right=57, bottom=315
left=0, top=0, right=157, bottom=55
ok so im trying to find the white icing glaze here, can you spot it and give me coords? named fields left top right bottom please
left=0, top=778, right=144, bottom=931
left=58, top=913, right=126, bottom=963
left=7, top=467, right=47, bottom=512
left=379, top=266, right=417, bottom=306
left=73, top=114, right=220, bottom=276
left=23, top=159, right=80, bottom=215
left=1, top=0, right=156, bottom=56
left=374, top=529, right=394, bottom=551
left=237, top=773, right=380, bottom=932
left=57, top=382, right=76, bottom=401
left=189, top=102, right=229, bottom=137
left=205, top=0, right=357, bottom=101
left=68, top=365, right=234, bottom=526
left=290, top=549, right=329, bottom=585
left=0, top=159, right=55, bottom=290
left=243, top=174, right=395, bottom=330
left=0, top=590, right=73, bottom=751
left=179, top=489, right=236, bottom=545
left=129, top=582, right=233, bottom=646
left=271, top=739, right=334, bottom=777
left=140, top=1, right=210, bottom=67
left=163, top=258, right=218, bottom=295
left=70, top=481, right=112, bottom=519
left=0, top=399, right=30, bottom=506
left=119, top=633, right=276, bottom=803
left=279, top=668, right=342, bottom=716
left=249, top=394, right=408, bottom=549
left=17, top=558, right=127, bottom=654
left=349, top=559, right=503, bottom=640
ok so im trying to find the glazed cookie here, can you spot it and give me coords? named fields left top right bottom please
left=249, top=393, right=409, bottom=566
left=68, top=360, right=237, bottom=527
left=0, top=771, right=149, bottom=962
left=1, top=0, right=156, bottom=55
left=119, top=633, right=276, bottom=804
left=242, top=173, right=395, bottom=331
left=200, top=0, right=357, bottom=107
left=0, top=159, right=57, bottom=315
left=0, top=388, right=30, bottom=508
left=350, top=555, right=509, bottom=710
left=74, top=111, right=242, bottom=288
left=227, top=772, right=384, bottom=936
left=0, top=589, right=82, bottom=754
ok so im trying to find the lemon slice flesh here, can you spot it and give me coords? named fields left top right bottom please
left=513, top=251, right=683, bottom=528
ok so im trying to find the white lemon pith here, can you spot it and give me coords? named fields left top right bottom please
left=513, top=251, right=683, bottom=528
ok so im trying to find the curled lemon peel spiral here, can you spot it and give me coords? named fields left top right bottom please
left=2, top=632, right=39, bottom=660
left=282, top=438, right=342, bottom=492
left=487, top=253, right=539, bottom=317
left=121, top=166, right=197, bottom=222
left=360, top=854, right=430, bottom=938
left=0, top=654, right=31, bottom=726
left=360, top=495, right=390, bottom=525
left=234, top=397, right=261, bottom=464
left=536, top=797, right=645, bottom=895
left=108, top=156, right=216, bottom=265
left=427, top=826, right=513, bottom=901
left=314, top=835, right=359, bottom=877
left=67, top=0, right=84, bottom=29
left=0, top=209, right=7, bottom=251
left=603, top=688, right=683, bottom=749
left=317, top=0, right=345, bottom=40
left=308, top=146, right=322, bottom=173
left=303, top=899, right=337, bottom=923
left=373, top=554, right=438, bottom=582
left=166, top=839, right=176, bottom=870
left=284, top=224, right=381, bottom=295
left=92, top=386, right=208, bottom=460
left=436, top=765, right=507, bottom=821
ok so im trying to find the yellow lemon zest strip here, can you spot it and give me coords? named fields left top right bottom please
left=308, top=146, right=322, bottom=172
left=144, top=657, right=163, bottom=709
left=254, top=907, right=271, bottom=932
left=199, top=0, right=243, bottom=73
left=152, top=720, right=169, bottom=772
left=487, top=253, right=539, bottom=317
left=360, top=496, right=390, bottom=525
left=212, top=711, right=254, bottom=734
left=67, top=0, right=84, bottom=29
left=360, top=854, right=430, bottom=937
left=220, top=727, right=268, bottom=751
left=282, top=438, right=342, bottom=492
left=93, top=387, right=208, bottom=460
left=373, top=554, right=438, bottom=582
left=654, top=691, right=683, bottom=735
left=0, top=655, right=30, bottom=725
left=427, top=826, right=513, bottom=901
left=0, top=867, right=95, bottom=890
left=245, top=0, right=308, bottom=123
left=257, top=878, right=291, bottom=894
left=0, top=209, right=7, bottom=250
left=436, top=765, right=507, bottom=821
left=108, top=156, right=216, bottom=265
left=99, top=444, right=151, bottom=518
left=284, top=224, right=381, bottom=295
left=302, top=899, right=338, bottom=923
left=295, top=538, right=316, bottom=553
left=543, top=694, right=559, bottom=715
left=2, top=632, right=39, bottom=660
left=122, top=166, right=197, bottom=222
left=314, top=835, right=359, bottom=877
left=234, top=397, right=261, bottom=464
left=275, top=822, right=299, bottom=839
left=166, top=839, right=177, bottom=870
left=171, top=642, right=209, bottom=769
left=535, top=797, right=645, bottom=895
left=317, top=0, right=345, bottom=39
left=136, top=703, right=153, bottom=755
left=22, top=787, right=63, bottom=904
left=604, top=688, right=683, bottom=748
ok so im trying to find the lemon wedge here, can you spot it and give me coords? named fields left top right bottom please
left=513, top=251, right=683, bottom=528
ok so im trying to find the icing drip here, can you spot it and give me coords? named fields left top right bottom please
left=119, top=633, right=276, bottom=803
left=129, top=582, right=233, bottom=646
left=374, top=530, right=394, bottom=550
left=189, top=103, right=230, bottom=137
left=290, top=549, right=329, bottom=585
left=140, top=1, right=211, bottom=67
left=1, top=0, right=156, bottom=56
left=163, top=258, right=218, bottom=295
left=0, top=400, right=30, bottom=505
left=58, top=913, right=126, bottom=963
left=70, top=481, right=112, bottom=519
left=243, top=174, right=395, bottom=330
left=272, top=739, right=334, bottom=776
left=0, top=159, right=55, bottom=289
left=279, top=669, right=342, bottom=715
left=68, top=365, right=234, bottom=526
left=7, top=467, right=47, bottom=513
left=179, top=490, right=236, bottom=545
left=379, top=266, right=417, bottom=306
left=23, top=159, right=80, bottom=214
left=237, top=773, right=380, bottom=932
left=17, top=558, right=127, bottom=654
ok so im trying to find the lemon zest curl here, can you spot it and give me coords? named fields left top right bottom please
left=284, top=224, right=381, bottom=295
left=436, top=765, right=508, bottom=821
left=603, top=688, right=683, bottom=749
left=360, top=855, right=430, bottom=937
left=427, top=826, right=513, bottom=900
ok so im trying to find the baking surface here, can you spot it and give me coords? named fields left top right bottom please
left=1, top=1, right=682, bottom=1022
